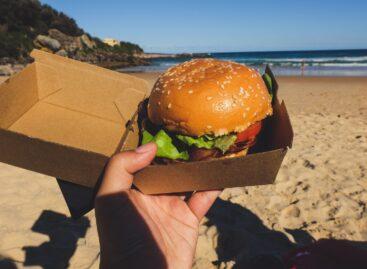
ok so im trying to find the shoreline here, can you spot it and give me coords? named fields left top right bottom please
left=136, top=52, right=210, bottom=59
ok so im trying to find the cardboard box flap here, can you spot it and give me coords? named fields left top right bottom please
left=134, top=148, right=287, bottom=194
left=114, top=88, right=147, bottom=123
left=0, top=50, right=151, bottom=166
left=0, top=128, right=108, bottom=187
left=30, top=50, right=149, bottom=124
left=31, top=49, right=148, bottom=90
left=9, top=102, right=125, bottom=156
left=35, top=62, right=62, bottom=99
left=0, top=63, right=39, bottom=129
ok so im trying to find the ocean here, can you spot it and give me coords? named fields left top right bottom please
left=120, top=49, right=367, bottom=76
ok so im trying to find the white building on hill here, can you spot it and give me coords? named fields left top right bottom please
left=103, top=38, right=120, bottom=47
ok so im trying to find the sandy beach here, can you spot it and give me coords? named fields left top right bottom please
left=0, top=74, right=366, bottom=268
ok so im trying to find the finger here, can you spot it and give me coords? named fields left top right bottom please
left=187, top=190, right=222, bottom=221
left=97, top=142, right=157, bottom=196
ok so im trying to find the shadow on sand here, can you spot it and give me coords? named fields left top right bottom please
left=206, top=198, right=367, bottom=269
left=22, top=210, right=90, bottom=269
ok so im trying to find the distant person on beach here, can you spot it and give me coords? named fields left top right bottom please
left=301, top=59, right=305, bottom=76
left=95, top=142, right=221, bottom=268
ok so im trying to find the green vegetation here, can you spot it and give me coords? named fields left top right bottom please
left=0, top=0, right=143, bottom=62
left=142, top=130, right=190, bottom=160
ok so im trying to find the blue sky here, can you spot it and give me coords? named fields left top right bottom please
left=41, top=0, right=367, bottom=53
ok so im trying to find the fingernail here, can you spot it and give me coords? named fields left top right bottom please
left=135, top=142, right=156, bottom=154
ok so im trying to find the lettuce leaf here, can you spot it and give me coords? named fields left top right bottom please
left=262, top=73, right=273, bottom=99
left=142, top=130, right=189, bottom=160
left=213, top=134, right=237, bottom=153
left=176, top=134, right=214, bottom=149
left=176, top=133, right=237, bottom=153
left=142, top=130, right=154, bottom=144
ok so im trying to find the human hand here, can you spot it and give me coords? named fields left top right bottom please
left=95, top=142, right=221, bottom=269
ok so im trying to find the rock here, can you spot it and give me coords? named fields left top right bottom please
left=279, top=205, right=304, bottom=229
left=56, top=49, right=68, bottom=57
left=48, top=29, right=83, bottom=53
left=0, top=65, right=14, bottom=76
left=34, top=35, right=61, bottom=51
left=281, top=205, right=301, bottom=218
left=80, top=34, right=96, bottom=49
left=12, top=64, right=25, bottom=73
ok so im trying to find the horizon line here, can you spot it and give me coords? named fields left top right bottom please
left=144, top=47, right=367, bottom=55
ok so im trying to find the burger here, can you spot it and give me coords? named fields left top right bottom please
left=139, top=58, right=273, bottom=162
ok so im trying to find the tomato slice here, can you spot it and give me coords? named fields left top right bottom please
left=236, top=121, right=262, bottom=142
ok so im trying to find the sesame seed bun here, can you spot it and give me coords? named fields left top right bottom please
left=147, top=59, right=273, bottom=137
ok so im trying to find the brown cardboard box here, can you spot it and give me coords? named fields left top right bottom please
left=0, top=50, right=293, bottom=216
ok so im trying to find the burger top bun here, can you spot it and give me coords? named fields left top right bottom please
left=148, top=58, right=273, bottom=137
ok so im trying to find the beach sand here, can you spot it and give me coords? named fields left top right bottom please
left=0, top=74, right=366, bottom=268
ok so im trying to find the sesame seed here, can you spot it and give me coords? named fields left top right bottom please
left=207, top=125, right=212, bottom=129
left=246, top=107, right=250, bottom=111
left=158, top=101, right=161, bottom=106
left=168, top=103, right=172, bottom=109
left=207, top=96, right=213, bottom=100
left=243, top=112, right=247, bottom=118
left=167, top=90, right=171, bottom=95
left=188, top=90, right=193, bottom=94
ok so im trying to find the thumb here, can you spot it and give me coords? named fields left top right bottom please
left=97, top=142, right=157, bottom=196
